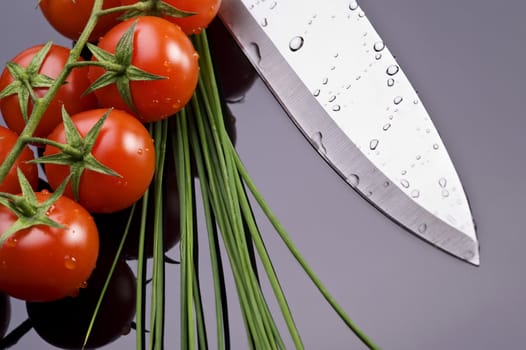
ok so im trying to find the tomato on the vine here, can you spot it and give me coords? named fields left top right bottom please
left=0, top=191, right=99, bottom=302
left=0, top=126, right=39, bottom=194
left=0, top=44, right=97, bottom=138
left=120, top=0, right=222, bottom=35
left=87, top=16, right=199, bottom=122
left=43, top=108, right=156, bottom=213
left=39, top=0, right=122, bottom=41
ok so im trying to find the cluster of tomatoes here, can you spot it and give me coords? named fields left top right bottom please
left=0, top=0, right=220, bottom=348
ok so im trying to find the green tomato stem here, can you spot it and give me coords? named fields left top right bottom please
left=0, top=0, right=105, bottom=183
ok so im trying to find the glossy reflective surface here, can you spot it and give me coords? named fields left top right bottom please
left=1, top=1, right=526, bottom=349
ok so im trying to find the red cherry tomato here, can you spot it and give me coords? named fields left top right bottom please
left=88, top=16, right=199, bottom=122
left=44, top=108, right=156, bottom=213
left=0, top=126, right=39, bottom=194
left=120, top=0, right=222, bottom=35
left=39, top=0, right=122, bottom=41
left=0, top=44, right=98, bottom=138
left=0, top=191, right=99, bottom=302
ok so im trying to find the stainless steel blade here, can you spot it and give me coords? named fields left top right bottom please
left=218, top=0, right=479, bottom=265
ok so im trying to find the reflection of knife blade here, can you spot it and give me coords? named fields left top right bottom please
left=218, top=0, right=479, bottom=265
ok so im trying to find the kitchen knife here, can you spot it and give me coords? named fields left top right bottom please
left=218, top=0, right=479, bottom=265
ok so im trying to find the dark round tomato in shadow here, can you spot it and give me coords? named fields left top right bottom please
left=0, top=292, right=10, bottom=339
left=94, top=141, right=181, bottom=260
left=26, top=255, right=136, bottom=349
left=208, top=17, right=257, bottom=102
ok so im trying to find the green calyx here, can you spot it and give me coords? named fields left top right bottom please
left=29, top=107, right=121, bottom=202
left=0, top=169, right=68, bottom=246
left=0, top=41, right=56, bottom=121
left=120, top=0, right=196, bottom=21
left=84, top=21, right=166, bottom=115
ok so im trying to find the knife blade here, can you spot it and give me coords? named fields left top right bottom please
left=218, top=0, right=479, bottom=265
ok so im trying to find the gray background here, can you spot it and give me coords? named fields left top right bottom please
left=1, top=0, right=525, bottom=349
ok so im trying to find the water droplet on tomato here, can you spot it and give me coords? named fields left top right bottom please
left=289, top=36, right=304, bottom=52
left=5, top=238, right=17, bottom=248
left=64, top=255, right=77, bottom=270
left=137, top=148, right=144, bottom=155
left=79, top=281, right=88, bottom=289
left=45, top=204, right=56, bottom=216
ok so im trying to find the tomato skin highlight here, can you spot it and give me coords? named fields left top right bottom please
left=120, top=0, right=222, bottom=35
left=44, top=108, right=156, bottom=213
left=39, top=0, right=122, bottom=41
left=88, top=16, right=200, bottom=122
left=0, top=192, right=99, bottom=302
left=0, top=126, right=39, bottom=194
left=0, top=44, right=98, bottom=138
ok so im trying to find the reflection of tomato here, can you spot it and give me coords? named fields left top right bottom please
left=0, top=44, right=97, bottom=137
left=95, top=141, right=180, bottom=259
left=27, top=256, right=136, bottom=349
left=88, top=16, right=199, bottom=122
left=0, top=292, right=10, bottom=339
left=44, top=108, right=156, bottom=213
left=0, top=191, right=99, bottom=302
left=0, top=126, right=38, bottom=194
left=39, top=0, right=122, bottom=41
left=208, top=18, right=257, bottom=101
left=120, top=0, right=222, bottom=35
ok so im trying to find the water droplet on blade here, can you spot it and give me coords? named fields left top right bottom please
left=400, top=179, right=410, bottom=188
left=312, top=132, right=327, bottom=155
left=313, top=89, right=320, bottom=97
left=393, top=96, right=403, bottom=105
left=369, top=139, right=379, bottom=150
left=373, top=41, right=385, bottom=52
left=332, top=104, right=341, bottom=112
left=387, top=78, right=395, bottom=87
left=349, top=1, right=359, bottom=10
left=418, top=223, right=428, bottom=234
left=439, top=178, right=447, bottom=188
left=386, top=65, right=400, bottom=76
left=289, top=36, right=304, bottom=52
left=347, top=174, right=360, bottom=187
left=411, top=189, right=420, bottom=198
